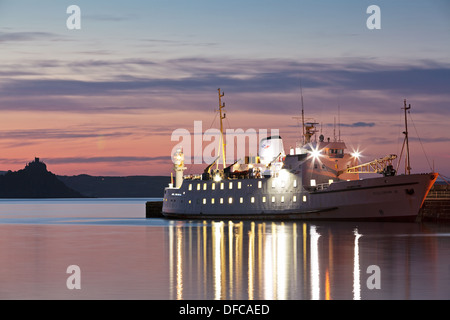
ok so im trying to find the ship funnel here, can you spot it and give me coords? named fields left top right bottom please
left=173, top=148, right=186, bottom=188
left=259, top=135, right=285, bottom=165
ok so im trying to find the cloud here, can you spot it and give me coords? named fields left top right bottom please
left=83, top=13, right=138, bottom=22
left=45, top=156, right=170, bottom=165
left=0, top=31, right=58, bottom=42
left=0, top=61, right=319, bottom=102
left=329, top=67, right=450, bottom=95
left=409, top=136, right=450, bottom=143
left=5, top=57, right=450, bottom=93
left=0, top=56, right=449, bottom=116
left=0, top=156, right=171, bottom=171
left=0, top=157, right=29, bottom=165
left=139, top=38, right=218, bottom=48
left=67, top=58, right=157, bottom=69
left=339, top=122, right=375, bottom=128
left=0, top=71, right=302, bottom=97
left=0, top=128, right=133, bottom=141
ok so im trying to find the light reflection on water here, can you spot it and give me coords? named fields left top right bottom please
left=0, top=199, right=449, bottom=300
left=166, top=219, right=450, bottom=300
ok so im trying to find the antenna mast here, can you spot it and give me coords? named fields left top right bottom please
left=338, top=104, right=341, bottom=142
left=217, top=88, right=226, bottom=169
left=333, top=116, right=336, bottom=142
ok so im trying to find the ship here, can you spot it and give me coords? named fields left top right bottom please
left=162, top=89, right=437, bottom=221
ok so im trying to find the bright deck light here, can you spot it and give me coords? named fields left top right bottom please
left=307, top=145, right=322, bottom=161
left=351, top=150, right=362, bottom=160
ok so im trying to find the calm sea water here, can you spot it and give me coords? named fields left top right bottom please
left=0, top=198, right=449, bottom=300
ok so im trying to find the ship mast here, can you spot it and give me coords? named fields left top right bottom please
left=402, top=99, right=411, bottom=175
left=300, top=80, right=305, bottom=145
left=217, top=88, right=226, bottom=170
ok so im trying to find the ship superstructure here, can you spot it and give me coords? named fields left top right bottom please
left=162, top=91, right=437, bottom=221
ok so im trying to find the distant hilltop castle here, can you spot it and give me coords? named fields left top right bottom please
left=25, top=157, right=47, bottom=171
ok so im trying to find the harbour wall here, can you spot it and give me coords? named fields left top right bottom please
left=146, top=184, right=450, bottom=221
left=419, top=184, right=450, bottom=222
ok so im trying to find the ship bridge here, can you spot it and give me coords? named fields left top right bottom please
left=321, top=141, right=346, bottom=159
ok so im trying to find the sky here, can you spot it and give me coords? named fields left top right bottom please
left=0, top=0, right=449, bottom=177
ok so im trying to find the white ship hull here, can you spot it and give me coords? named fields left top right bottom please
left=162, top=172, right=437, bottom=221
left=163, top=91, right=436, bottom=222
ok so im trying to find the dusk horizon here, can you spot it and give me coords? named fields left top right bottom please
left=1, top=0, right=449, bottom=178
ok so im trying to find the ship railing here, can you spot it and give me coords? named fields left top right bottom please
left=183, top=174, right=202, bottom=180
left=183, top=172, right=267, bottom=181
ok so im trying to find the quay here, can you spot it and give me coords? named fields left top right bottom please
left=146, top=184, right=450, bottom=221
left=419, top=184, right=450, bottom=222
left=145, top=201, right=164, bottom=218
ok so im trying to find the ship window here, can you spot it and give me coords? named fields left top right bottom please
left=328, top=179, right=334, bottom=185
left=303, top=195, right=307, bottom=202
left=281, top=196, right=285, bottom=203
left=310, top=179, right=316, bottom=187
left=211, top=198, right=215, bottom=204
left=188, top=200, right=192, bottom=204
left=203, top=198, right=206, bottom=204
left=262, top=196, right=266, bottom=203
left=220, top=198, right=224, bottom=204
left=189, top=184, right=192, bottom=191
left=240, top=197, right=244, bottom=203
left=237, top=181, right=242, bottom=189
left=228, top=197, right=233, bottom=204
left=293, top=195, right=297, bottom=202
left=293, top=180, right=297, bottom=188
left=197, top=184, right=201, bottom=191
left=258, top=181, right=262, bottom=189
left=251, top=197, right=255, bottom=203
left=212, top=183, right=216, bottom=190
left=271, top=196, right=276, bottom=203
left=203, top=183, right=207, bottom=190
left=229, top=182, right=233, bottom=189
left=220, top=183, right=224, bottom=190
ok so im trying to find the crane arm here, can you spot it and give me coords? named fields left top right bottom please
left=338, top=154, right=397, bottom=176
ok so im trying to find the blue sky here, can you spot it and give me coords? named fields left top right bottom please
left=2, top=0, right=449, bottom=61
left=0, top=0, right=449, bottom=176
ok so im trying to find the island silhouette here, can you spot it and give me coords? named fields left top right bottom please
left=0, top=157, right=168, bottom=198
left=0, top=157, right=84, bottom=198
